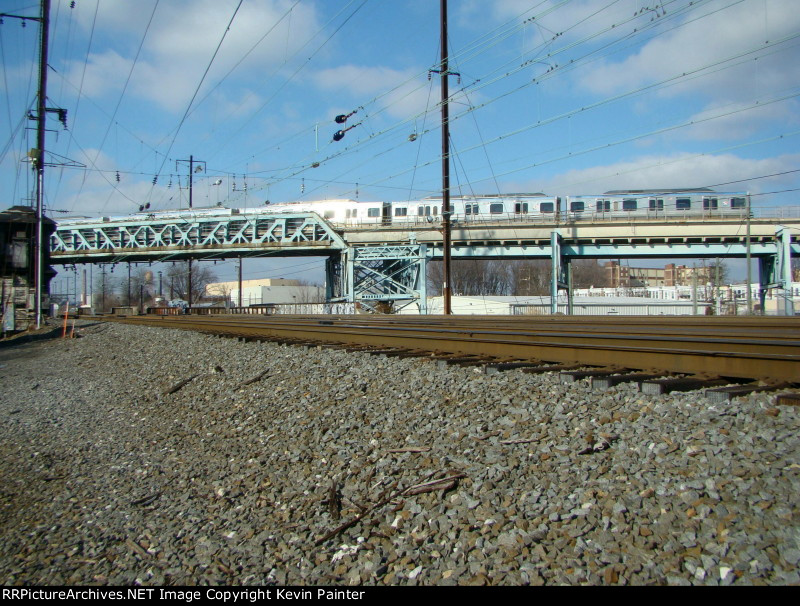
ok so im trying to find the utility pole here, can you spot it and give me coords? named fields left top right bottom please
left=101, top=265, right=106, bottom=311
left=439, top=0, right=454, bottom=315
left=176, top=155, right=206, bottom=308
left=746, top=194, right=752, bottom=315
left=238, top=257, right=243, bottom=309
left=34, top=0, right=50, bottom=328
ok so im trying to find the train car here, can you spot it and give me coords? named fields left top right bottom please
left=388, top=193, right=559, bottom=225
left=262, top=199, right=390, bottom=226
left=58, top=206, right=241, bottom=227
left=55, top=189, right=751, bottom=234
left=563, top=190, right=750, bottom=221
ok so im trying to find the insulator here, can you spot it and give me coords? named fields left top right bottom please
left=335, top=114, right=348, bottom=124
left=333, top=130, right=345, bottom=142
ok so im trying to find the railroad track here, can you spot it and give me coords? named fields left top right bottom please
left=108, top=314, right=800, bottom=389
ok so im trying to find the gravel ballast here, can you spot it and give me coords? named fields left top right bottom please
left=0, top=320, right=798, bottom=586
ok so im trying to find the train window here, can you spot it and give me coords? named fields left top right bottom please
left=703, top=198, right=718, bottom=210
left=570, top=201, right=584, bottom=212
left=596, top=200, right=610, bottom=212
left=514, top=202, right=529, bottom=214
left=490, top=203, right=504, bottom=214
left=649, top=199, right=664, bottom=210
left=540, top=202, right=554, bottom=213
left=324, top=211, right=336, bottom=219
left=465, top=203, right=478, bottom=215
left=418, top=206, right=425, bottom=216
left=731, top=197, right=747, bottom=208
left=367, top=208, right=381, bottom=217
left=676, top=198, right=691, bottom=210
left=622, top=199, right=637, bottom=211
left=394, top=207, right=407, bottom=217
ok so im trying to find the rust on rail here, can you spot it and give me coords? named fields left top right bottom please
left=110, top=314, right=800, bottom=383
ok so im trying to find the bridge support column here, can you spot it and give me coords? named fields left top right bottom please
left=756, top=231, right=795, bottom=316
left=758, top=256, right=772, bottom=314
left=776, top=227, right=795, bottom=316
left=332, top=244, right=428, bottom=313
left=325, top=255, right=343, bottom=302
left=551, top=232, right=572, bottom=315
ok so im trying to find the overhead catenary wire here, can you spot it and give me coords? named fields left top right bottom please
left=243, top=1, right=744, bottom=198
left=6, top=0, right=796, bottom=220
left=235, top=0, right=708, bottom=194
left=52, top=0, right=100, bottom=209
left=206, top=0, right=369, bottom=170
left=149, top=0, right=244, bottom=207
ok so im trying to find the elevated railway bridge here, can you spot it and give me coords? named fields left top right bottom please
left=50, top=211, right=800, bottom=314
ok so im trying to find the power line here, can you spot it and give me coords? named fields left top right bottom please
left=209, top=0, right=369, bottom=169
left=150, top=0, right=244, bottom=206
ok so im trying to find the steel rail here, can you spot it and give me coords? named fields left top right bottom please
left=112, top=314, right=800, bottom=383
left=242, top=315, right=800, bottom=341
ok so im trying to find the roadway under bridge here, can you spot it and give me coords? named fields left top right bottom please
left=50, top=211, right=800, bottom=314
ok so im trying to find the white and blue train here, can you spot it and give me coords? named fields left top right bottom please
left=58, top=189, right=750, bottom=228
left=261, top=189, right=750, bottom=226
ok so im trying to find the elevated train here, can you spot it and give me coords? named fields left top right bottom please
left=259, top=188, right=750, bottom=226
left=57, top=189, right=751, bottom=229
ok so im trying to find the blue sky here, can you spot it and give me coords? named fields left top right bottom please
left=2, top=0, right=799, bottom=287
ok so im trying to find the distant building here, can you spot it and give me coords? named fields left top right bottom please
left=205, top=278, right=324, bottom=307
left=605, top=261, right=713, bottom=288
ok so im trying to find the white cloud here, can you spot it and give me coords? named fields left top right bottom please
left=311, top=64, right=431, bottom=120
left=681, top=98, right=800, bottom=141
left=66, top=0, right=321, bottom=113
left=503, top=152, right=800, bottom=196
left=579, top=0, right=800, bottom=102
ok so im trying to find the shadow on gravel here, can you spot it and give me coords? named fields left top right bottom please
left=0, top=320, right=105, bottom=351
left=0, top=327, right=65, bottom=350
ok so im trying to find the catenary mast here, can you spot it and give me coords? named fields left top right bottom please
left=440, top=0, right=453, bottom=315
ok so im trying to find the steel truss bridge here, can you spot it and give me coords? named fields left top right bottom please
left=50, top=211, right=800, bottom=314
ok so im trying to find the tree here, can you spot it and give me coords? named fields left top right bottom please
left=571, top=259, right=607, bottom=289
left=509, top=260, right=551, bottom=295
left=428, top=258, right=608, bottom=298
left=427, top=260, right=513, bottom=296
left=93, top=267, right=125, bottom=311
left=705, top=259, right=729, bottom=286
left=165, top=261, right=217, bottom=304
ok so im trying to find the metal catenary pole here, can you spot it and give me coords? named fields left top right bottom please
left=34, top=0, right=50, bottom=328
left=440, top=0, right=452, bottom=315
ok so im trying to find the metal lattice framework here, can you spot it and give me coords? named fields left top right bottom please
left=333, top=245, right=428, bottom=313
left=48, top=210, right=798, bottom=314
left=50, top=212, right=347, bottom=262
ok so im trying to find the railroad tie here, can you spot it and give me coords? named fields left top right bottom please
left=640, top=376, right=730, bottom=395
left=591, top=372, right=666, bottom=390
left=704, top=383, right=791, bottom=403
